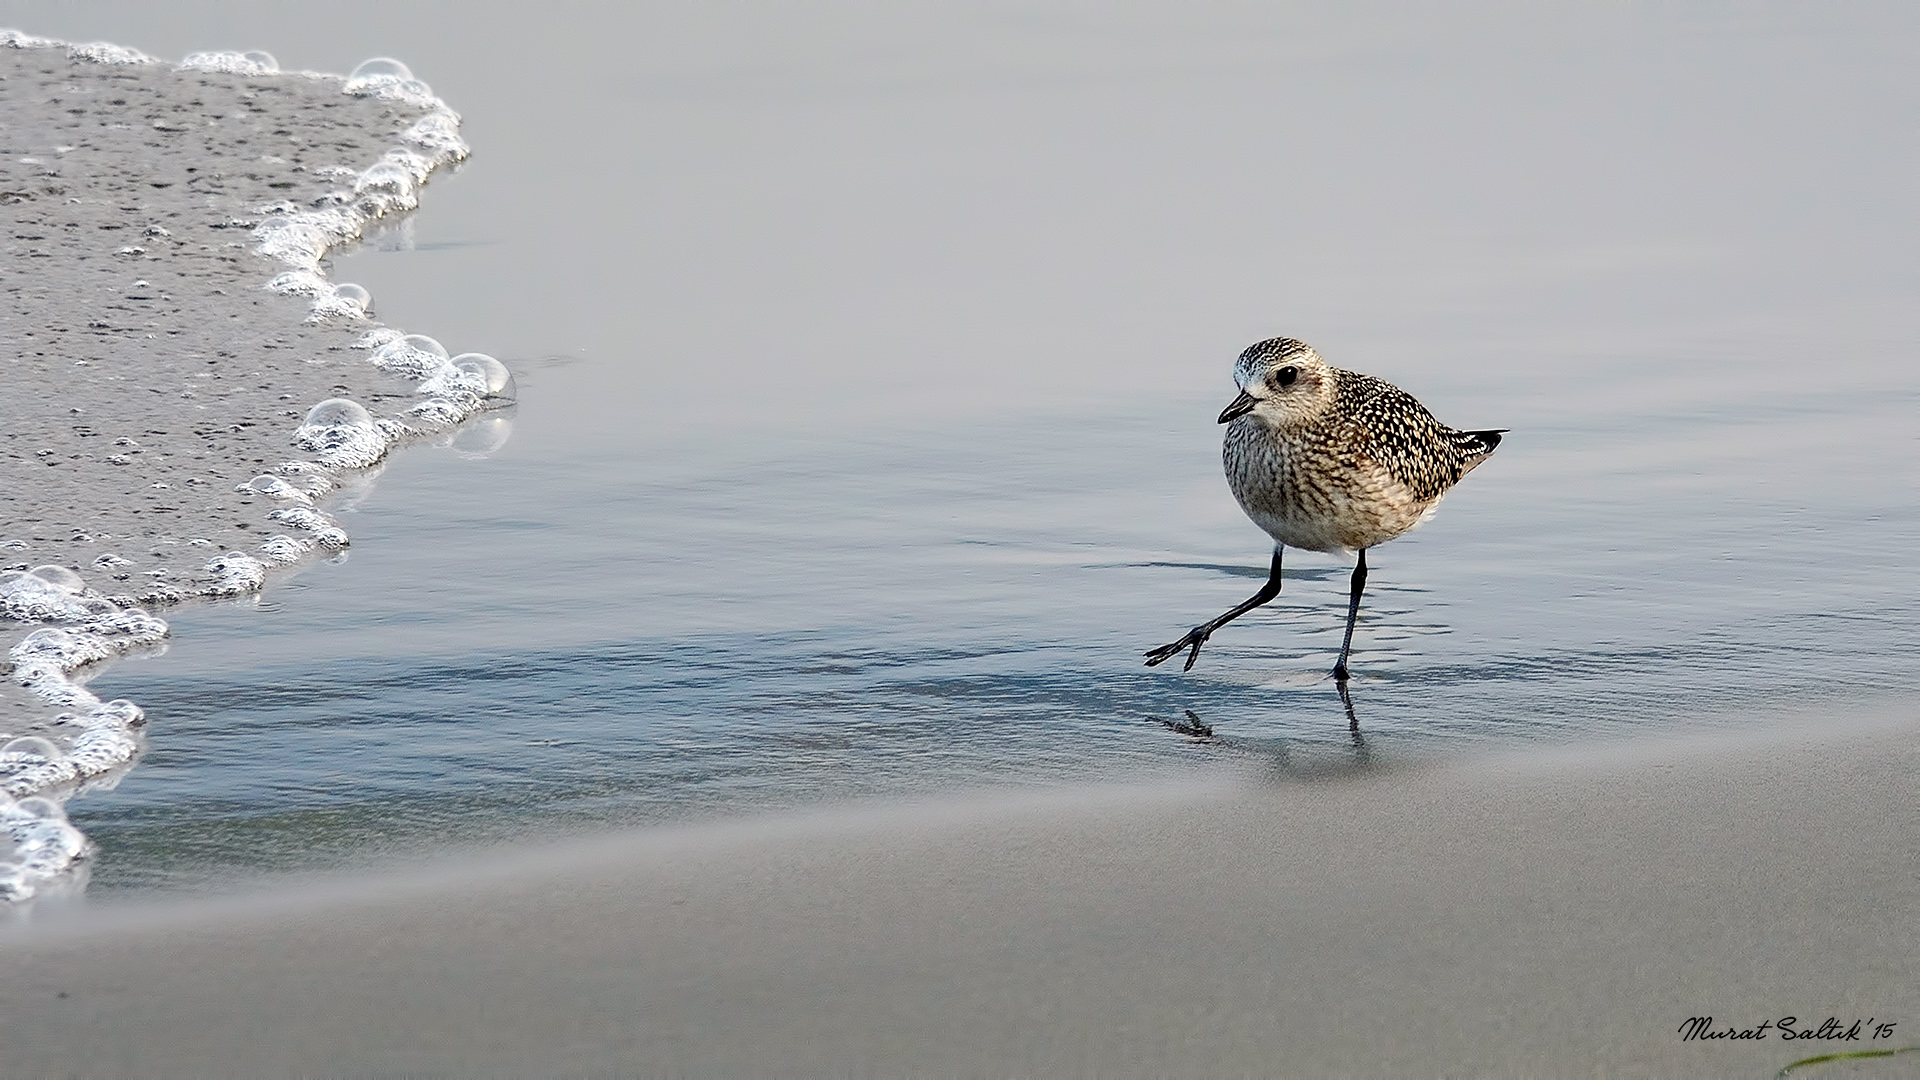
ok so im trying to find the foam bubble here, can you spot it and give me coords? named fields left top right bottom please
left=266, top=269, right=330, bottom=296
left=75, top=597, right=118, bottom=618
left=419, top=353, right=515, bottom=399
left=0, top=692, right=152, bottom=890
left=92, top=700, right=145, bottom=728
left=306, top=293, right=357, bottom=321
left=305, top=280, right=373, bottom=321
left=6, top=610, right=166, bottom=738
left=266, top=508, right=350, bottom=549
left=0, top=738, right=62, bottom=764
left=26, top=565, right=83, bottom=594
left=254, top=207, right=367, bottom=269
left=353, top=327, right=406, bottom=350
left=344, top=58, right=440, bottom=108
left=275, top=460, right=338, bottom=494
left=0, top=34, right=493, bottom=903
left=1, top=29, right=59, bottom=49
left=455, top=354, right=516, bottom=398
left=206, top=553, right=269, bottom=596
left=401, top=111, right=469, bottom=161
left=354, top=161, right=420, bottom=215
left=7, top=815, right=89, bottom=875
left=240, top=474, right=313, bottom=503
left=405, top=398, right=473, bottom=426
left=12, top=797, right=64, bottom=820
left=346, top=57, right=413, bottom=83
left=180, top=50, right=279, bottom=75
left=1, top=567, right=92, bottom=621
left=260, top=534, right=316, bottom=563
left=67, top=41, right=154, bottom=65
left=369, top=334, right=452, bottom=379
left=377, top=147, right=434, bottom=185
left=293, top=398, right=388, bottom=468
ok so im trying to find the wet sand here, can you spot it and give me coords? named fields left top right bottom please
left=3, top=40, right=481, bottom=887
left=0, top=43, right=452, bottom=607
left=2, top=704, right=1914, bottom=1077
left=5, top=21, right=1916, bottom=1077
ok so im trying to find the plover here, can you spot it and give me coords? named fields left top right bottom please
left=1145, top=337, right=1503, bottom=679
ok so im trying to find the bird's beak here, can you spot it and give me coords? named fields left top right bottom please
left=1217, top=390, right=1258, bottom=424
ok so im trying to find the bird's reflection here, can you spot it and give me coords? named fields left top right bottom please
left=1149, top=679, right=1376, bottom=779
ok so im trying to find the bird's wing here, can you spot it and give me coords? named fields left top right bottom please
left=1337, top=374, right=1466, bottom=503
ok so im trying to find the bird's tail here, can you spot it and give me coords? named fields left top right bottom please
left=1449, top=429, right=1505, bottom=473
left=1455, top=428, right=1506, bottom=454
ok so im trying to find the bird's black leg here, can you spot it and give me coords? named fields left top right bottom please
left=1332, top=548, right=1368, bottom=681
left=1145, top=548, right=1285, bottom=672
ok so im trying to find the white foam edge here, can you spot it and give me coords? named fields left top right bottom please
left=0, top=31, right=500, bottom=902
left=1, top=597, right=165, bottom=902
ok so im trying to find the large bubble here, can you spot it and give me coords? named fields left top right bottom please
left=355, top=161, right=416, bottom=198
left=419, top=353, right=516, bottom=400
left=13, top=627, right=79, bottom=659
left=332, top=283, right=373, bottom=312
left=0, top=566, right=91, bottom=621
left=304, top=398, right=373, bottom=428
left=306, top=283, right=372, bottom=322
left=454, top=354, right=516, bottom=398
left=402, top=111, right=468, bottom=161
left=369, top=334, right=451, bottom=379
left=293, top=398, right=388, bottom=468
left=261, top=534, right=316, bottom=564
left=347, top=57, right=413, bottom=83
left=344, top=57, right=438, bottom=107
left=0, top=738, right=62, bottom=764
left=206, top=553, right=269, bottom=597
left=25, top=565, right=83, bottom=594
left=240, top=474, right=312, bottom=502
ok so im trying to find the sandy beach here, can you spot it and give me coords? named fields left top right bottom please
left=3, top=37, right=491, bottom=895
left=0, top=42, right=462, bottom=606
left=6, top=10, right=1919, bottom=1076
left=2, top=703, right=1914, bottom=1077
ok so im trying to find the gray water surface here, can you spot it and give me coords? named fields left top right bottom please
left=16, top=2, right=1915, bottom=893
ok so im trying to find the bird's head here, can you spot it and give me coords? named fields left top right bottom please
left=1218, top=337, right=1335, bottom=427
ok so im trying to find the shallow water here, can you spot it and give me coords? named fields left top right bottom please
left=13, top=3, right=1917, bottom=893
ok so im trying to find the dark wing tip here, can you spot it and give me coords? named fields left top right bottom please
left=1462, top=428, right=1506, bottom=453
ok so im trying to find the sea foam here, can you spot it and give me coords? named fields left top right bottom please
left=0, top=32, right=512, bottom=902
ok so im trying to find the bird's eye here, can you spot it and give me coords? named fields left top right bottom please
left=1273, top=366, right=1299, bottom=388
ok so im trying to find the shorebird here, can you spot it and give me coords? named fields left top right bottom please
left=1145, top=337, right=1502, bottom=680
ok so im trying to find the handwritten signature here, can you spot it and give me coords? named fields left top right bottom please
left=1679, top=1017, right=1898, bottom=1042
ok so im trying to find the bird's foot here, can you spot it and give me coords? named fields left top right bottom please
left=1144, top=627, right=1210, bottom=671
left=1331, top=662, right=1351, bottom=682
left=1151, top=709, right=1214, bottom=739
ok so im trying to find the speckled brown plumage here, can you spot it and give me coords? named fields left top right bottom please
left=1146, top=337, right=1502, bottom=680
left=1223, top=342, right=1500, bottom=553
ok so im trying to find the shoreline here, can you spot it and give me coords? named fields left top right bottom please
left=1, top=34, right=498, bottom=900
left=2, top=702, right=1914, bottom=1075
